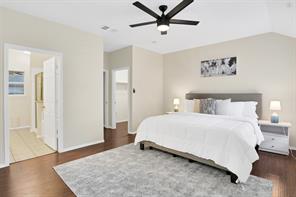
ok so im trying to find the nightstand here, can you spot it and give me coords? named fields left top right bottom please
left=258, top=120, right=291, bottom=155
left=165, top=112, right=175, bottom=114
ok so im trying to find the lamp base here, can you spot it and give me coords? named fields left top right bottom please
left=174, top=109, right=179, bottom=112
left=271, top=113, right=279, bottom=123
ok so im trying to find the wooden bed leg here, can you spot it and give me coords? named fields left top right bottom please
left=188, top=159, right=194, bottom=163
left=172, top=154, right=177, bottom=157
left=230, top=172, right=238, bottom=184
left=149, top=146, right=153, bottom=150
left=140, top=142, right=144, bottom=150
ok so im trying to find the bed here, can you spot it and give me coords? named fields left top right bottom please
left=134, top=93, right=263, bottom=183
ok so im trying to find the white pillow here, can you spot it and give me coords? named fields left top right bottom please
left=218, top=102, right=245, bottom=117
left=184, top=99, right=195, bottom=112
left=215, top=99, right=231, bottom=115
left=242, top=101, right=258, bottom=119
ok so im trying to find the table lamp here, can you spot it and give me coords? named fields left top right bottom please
left=270, top=101, right=281, bottom=123
left=173, top=98, right=180, bottom=112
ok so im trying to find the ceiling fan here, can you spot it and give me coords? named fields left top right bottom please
left=129, top=0, right=199, bottom=35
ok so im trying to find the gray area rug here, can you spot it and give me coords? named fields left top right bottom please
left=54, top=144, right=272, bottom=197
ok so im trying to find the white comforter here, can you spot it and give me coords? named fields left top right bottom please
left=134, top=112, right=264, bottom=182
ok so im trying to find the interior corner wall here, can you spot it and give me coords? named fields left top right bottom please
left=132, top=46, right=164, bottom=132
left=0, top=7, right=104, bottom=164
left=163, top=33, right=296, bottom=147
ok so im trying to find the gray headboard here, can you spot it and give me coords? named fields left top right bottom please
left=185, top=93, right=262, bottom=119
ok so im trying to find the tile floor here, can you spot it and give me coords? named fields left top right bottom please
left=10, top=129, right=55, bottom=163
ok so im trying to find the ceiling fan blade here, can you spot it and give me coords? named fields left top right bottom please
left=161, top=31, right=167, bottom=35
left=166, top=0, right=194, bottom=19
left=170, top=19, right=199, bottom=25
left=130, top=21, right=156, bottom=28
left=133, top=1, right=160, bottom=19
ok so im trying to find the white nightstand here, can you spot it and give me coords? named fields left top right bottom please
left=258, top=120, right=291, bottom=155
left=165, top=112, right=175, bottom=114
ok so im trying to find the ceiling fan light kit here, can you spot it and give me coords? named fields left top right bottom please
left=157, top=24, right=169, bottom=32
left=130, top=0, right=199, bottom=35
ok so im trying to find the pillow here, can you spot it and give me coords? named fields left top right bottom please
left=242, top=101, right=258, bottom=119
left=193, top=99, right=201, bottom=113
left=200, top=98, right=216, bottom=114
left=218, top=102, right=245, bottom=117
left=215, top=99, right=231, bottom=115
left=184, top=99, right=195, bottom=112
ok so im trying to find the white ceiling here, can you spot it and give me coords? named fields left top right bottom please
left=1, top=0, right=296, bottom=54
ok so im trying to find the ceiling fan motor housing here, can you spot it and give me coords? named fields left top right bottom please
left=157, top=16, right=169, bottom=27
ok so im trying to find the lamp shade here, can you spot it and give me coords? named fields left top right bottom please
left=173, top=98, right=180, bottom=105
left=270, top=101, right=281, bottom=111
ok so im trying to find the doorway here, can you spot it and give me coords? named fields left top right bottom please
left=3, top=44, right=63, bottom=165
left=111, top=68, right=130, bottom=131
left=103, top=69, right=109, bottom=128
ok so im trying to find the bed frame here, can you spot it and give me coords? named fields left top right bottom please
left=140, top=93, right=262, bottom=184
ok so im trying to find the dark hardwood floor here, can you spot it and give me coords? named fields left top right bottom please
left=0, top=121, right=295, bottom=197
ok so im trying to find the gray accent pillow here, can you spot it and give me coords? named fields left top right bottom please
left=200, top=98, right=216, bottom=114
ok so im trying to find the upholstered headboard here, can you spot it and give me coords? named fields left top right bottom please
left=185, top=93, right=262, bottom=119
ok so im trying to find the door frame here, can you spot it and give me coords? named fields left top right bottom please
left=3, top=43, right=64, bottom=166
left=111, top=67, right=130, bottom=131
left=103, top=69, right=109, bottom=128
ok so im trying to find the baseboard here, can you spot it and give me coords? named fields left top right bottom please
left=128, top=131, right=137, bottom=135
left=60, top=140, right=105, bottom=153
left=116, top=120, right=128, bottom=123
left=0, top=162, right=9, bottom=169
left=109, top=124, right=116, bottom=129
left=104, top=125, right=112, bottom=129
left=30, top=128, right=37, bottom=133
left=36, top=134, right=42, bottom=139
left=10, top=126, right=31, bottom=130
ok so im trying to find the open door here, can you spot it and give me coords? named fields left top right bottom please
left=43, top=57, right=57, bottom=150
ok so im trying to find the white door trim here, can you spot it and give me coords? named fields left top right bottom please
left=3, top=43, right=64, bottom=167
left=111, top=67, right=130, bottom=131
left=103, top=69, right=109, bottom=128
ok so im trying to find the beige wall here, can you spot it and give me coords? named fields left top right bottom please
left=103, top=52, right=110, bottom=70
left=104, top=46, right=164, bottom=132
left=132, top=46, right=164, bottom=131
left=0, top=8, right=4, bottom=163
left=31, top=52, right=52, bottom=69
left=164, top=33, right=296, bottom=147
left=8, top=49, right=31, bottom=129
left=109, top=47, right=133, bottom=68
left=0, top=7, right=104, bottom=163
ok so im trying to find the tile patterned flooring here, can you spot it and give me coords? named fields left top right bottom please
left=10, top=129, right=55, bottom=163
